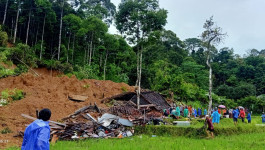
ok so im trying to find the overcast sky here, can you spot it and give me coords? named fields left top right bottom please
left=109, top=0, right=265, bottom=55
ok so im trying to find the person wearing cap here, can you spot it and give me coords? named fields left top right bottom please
left=262, top=112, right=265, bottom=123
left=22, top=108, right=51, bottom=150
left=205, top=115, right=214, bottom=138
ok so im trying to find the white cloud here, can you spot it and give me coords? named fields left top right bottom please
left=110, top=0, right=265, bottom=55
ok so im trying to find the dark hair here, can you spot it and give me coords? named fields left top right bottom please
left=38, top=108, right=51, bottom=121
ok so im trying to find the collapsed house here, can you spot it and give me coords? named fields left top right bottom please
left=101, top=91, right=171, bottom=111
left=18, top=91, right=170, bottom=141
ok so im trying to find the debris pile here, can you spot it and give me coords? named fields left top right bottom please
left=20, top=103, right=136, bottom=141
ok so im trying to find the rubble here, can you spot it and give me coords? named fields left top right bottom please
left=17, top=90, right=169, bottom=143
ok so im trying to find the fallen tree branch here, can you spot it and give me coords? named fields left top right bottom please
left=15, top=58, right=39, bottom=76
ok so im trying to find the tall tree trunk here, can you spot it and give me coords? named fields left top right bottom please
left=13, top=1, right=20, bottom=43
left=67, top=32, right=71, bottom=63
left=87, top=43, right=89, bottom=64
left=72, top=34, right=75, bottom=63
left=89, top=32, right=93, bottom=66
left=11, top=18, right=14, bottom=39
left=25, top=2, right=32, bottom=45
left=206, top=42, right=213, bottom=115
left=103, top=50, right=108, bottom=80
left=2, top=0, right=8, bottom=25
left=58, top=0, right=64, bottom=60
left=34, top=22, right=39, bottom=51
left=40, top=14, right=46, bottom=60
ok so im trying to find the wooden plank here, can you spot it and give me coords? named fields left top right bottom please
left=68, top=95, right=88, bottom=102
left=21, top=114, right=66, bottom=127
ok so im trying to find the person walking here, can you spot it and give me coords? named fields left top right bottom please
left=205, top=115, right=214, bottom=138
left=211, top=108, right=221, bottom=124
left=233, top=107, right=240, bottom=125
left=240, top=108, right=246, bottom=123
left=22, top=108, right=51, bottom=150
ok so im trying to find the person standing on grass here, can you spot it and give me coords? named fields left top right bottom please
left=205, top=115, right=214, bottom=138
left=247, top=111, right=251, bottom=123
left=233, top=107, right=240, bottom=125
left=212, top=108, right=221, bottom=124
left=262, top=112, right=265, bottom=123
left=240, top=108, right=246, bottom=123
left=184, top=107, right=189, bottom=118
left=204, top=109, right=207, bottom=116
left=22, top=108, right=51, bottom=150
left=198, top=108, right=202, bottom=118
left=176, top=106, right=180, bottom=119
left=194, top=108, right=197, bottom=118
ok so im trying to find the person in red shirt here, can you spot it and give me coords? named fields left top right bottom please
left=205, top=115, right=214, bottom=138
left=240, top=108, right=246, bottom=123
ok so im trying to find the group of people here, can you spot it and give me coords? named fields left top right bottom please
left=163, top=105, right=208, bottom=119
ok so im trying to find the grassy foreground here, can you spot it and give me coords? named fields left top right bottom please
left=6, top=116, right=265, bottom=150
left=7, top=132, right=264, bottom=150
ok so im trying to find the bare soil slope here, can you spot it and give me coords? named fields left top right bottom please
left=0, top=68, right=134, bottom=148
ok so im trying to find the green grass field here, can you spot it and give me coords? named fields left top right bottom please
left=6, top=116, right=265, bottom=150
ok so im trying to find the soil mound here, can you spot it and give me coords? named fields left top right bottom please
left=0, top=70, right=134, bottom=148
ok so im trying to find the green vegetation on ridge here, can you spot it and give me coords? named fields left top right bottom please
left=0, top=0, right=265, bottom=113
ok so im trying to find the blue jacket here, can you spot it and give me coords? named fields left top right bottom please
left=204, top=109, right=207, bottom=115
left=22, top=119, right=50, bottom=150
left=233, top=110, right=239, bottom=119
left=262, top=115, right=265, bottom=123
left=211, top=111, right=220, bottom=123
left=198, top=109, right=202, bottom=116
left=247, top=113, right=251, bottom=121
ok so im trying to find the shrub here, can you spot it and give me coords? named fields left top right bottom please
left=0, top=127, right=12, bottom=134
left=121, top=86, right=128, bottom=92
left=0, top=88, right=25, bottom=105
left=0, top=25, right=8, bottom=47
left=11, top=89, right=25, bottom=101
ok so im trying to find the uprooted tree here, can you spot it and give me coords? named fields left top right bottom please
left=200, top=16, right=227, bottom=115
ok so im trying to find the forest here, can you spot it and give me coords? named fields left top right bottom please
left=0, top=0, right=265, bottom=112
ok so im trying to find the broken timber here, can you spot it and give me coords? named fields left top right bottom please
left=68, top=95, right=88, bottom=102
left=21, top=114, right=66, bottom=127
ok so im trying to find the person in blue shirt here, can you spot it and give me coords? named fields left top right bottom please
left=262, top=112, right=265, bottom=123
left=194, top=108, right=197, bottom=118
left=198, top=108, right=202, bottom=118
left=22, top=108, right=51, bottom=150
left=247, top=111, right=251, bottom=123
left=233, top=107, right=240, bottom=125
left=211, top=108, right=221, bottom=124
left=204, top=109, right=207, bottom=116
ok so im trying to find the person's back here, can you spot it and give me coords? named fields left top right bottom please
left=233, top=109, right=239, bottom=119
left=184, top=108, right=188, bottom=117
left=247, top=112, right=251, bottom=123
left=240, top=110, right=245, bottom=118
left=211, top=110, right=220, bottom=124
left=22, top=108, right=51, bottom=150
